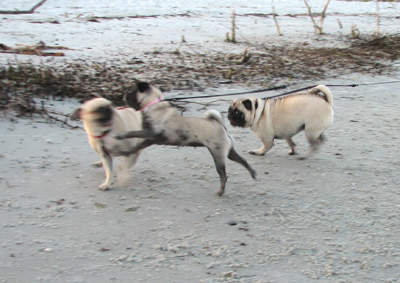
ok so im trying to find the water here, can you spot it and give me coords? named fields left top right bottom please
left=1, top=0, right=399, bottom=19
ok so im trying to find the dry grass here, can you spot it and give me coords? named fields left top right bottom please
left=1, top=35, right=399, bottom=118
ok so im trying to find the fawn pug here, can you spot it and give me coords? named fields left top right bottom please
left=228, top=85, right=334, bottom=158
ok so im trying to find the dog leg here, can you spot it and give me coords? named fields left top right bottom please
left=115, top=129, right=156, bottom=140
left=99, top=149, right=113, bottom=190
left=249, top=139, right=274, bottom=156
left=299, top=131, right=325, bottom=159
left=228, top=147, right=257, bottom=179
left=118, top=151, right=141, bottom=172
left=286, top=138, right=297, bottom=155
left=209, top=150, right=228, bottom=197
left=118, top=140, right=154, bottom=156
left=117, top=152, right=141, bottom=185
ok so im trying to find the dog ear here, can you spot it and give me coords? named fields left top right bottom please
left=242, top=99, right=253, bottom=111
left=124, top=85, right=141, bottom=110
left=70, top=108, right=81, bottom=121
left=137, top=82, right=150, bottom=93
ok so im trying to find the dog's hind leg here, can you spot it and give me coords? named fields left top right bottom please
left=300, top=131, right=326, bottom=159
left=228, top=147, right=257, bottom=180
left=208, top=150, right=228, bottom=197
left=117, top=151, right=142, bottom=185
left=286, top=138, right=297, bottom=155
left=98, top=148, right=113, bottom=190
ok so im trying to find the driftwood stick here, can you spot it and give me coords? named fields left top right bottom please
left=272, top=0, right=282, bottom=36
left=304, top=0, right=330, bottom=35
left=231, top=9, right=236, bottom=43
left=376, top=0, right=380, bottom=37
left=303, top=0, right=319, bottom=34
left=318, top=0, right=331, bottom=33
left=0, top=0, right=47, bottom=15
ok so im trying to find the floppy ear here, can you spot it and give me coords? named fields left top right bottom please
left=137, top=82, right=150, bottom=93
left=242, top=99, right=253, bottom=111
left=70, top=108, right=81, bottom=121
left=124, top=85, right=140, bottom=110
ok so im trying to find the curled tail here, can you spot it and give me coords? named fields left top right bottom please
left=309, top=85, right=334, bottom=107
left=204, top=109, right=224, bottom=124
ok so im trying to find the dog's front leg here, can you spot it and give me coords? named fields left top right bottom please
left=115, top=129, right=156, bottom=140
left=98, top=148, right=113, bottom=191
left=118, top=139, right=154, bottom=156
left=249, top=138, right=274, bottom=156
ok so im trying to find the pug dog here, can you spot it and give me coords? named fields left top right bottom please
left=70, top=97, right=143, bottom=190
left=228, top=85, right=334, bottom=158
left=115, top=82, right=257, bottom=196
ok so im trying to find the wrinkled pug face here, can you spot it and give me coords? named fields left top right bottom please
left=123, top=82, right=162, bottom=110
left=227, top=98, right=258, bottom=128
left=91, top=104, right=113, bottom=126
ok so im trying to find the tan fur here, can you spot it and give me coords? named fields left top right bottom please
left=70, top=98, right=143, bottom=190
left=229, top=85, right=334, bottom=158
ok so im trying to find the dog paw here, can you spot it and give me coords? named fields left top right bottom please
left=288, top=150, right=298, bottom=155
left=249, top=150, right=265, bottom=156
left=250, top=169, right=257, bottom=180
left=98, top=182, right=112, bottom=191
left=92, top=161, right=103, bottom=168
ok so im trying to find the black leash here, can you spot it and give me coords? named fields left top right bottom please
left=163, top=80, right=400, bottom=102
left=262, top=84, right=357, bottom=100
left=261, top=80, right=400, bottom=100
left=164, top=85, right=287, bottom=102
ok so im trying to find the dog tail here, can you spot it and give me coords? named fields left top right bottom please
left=204, top=109, right=224, bottom=124
left=309, top=85, right=334, bottom=107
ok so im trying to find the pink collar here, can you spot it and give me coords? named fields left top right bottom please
left=139, top=97, right=163, bottom=111
left=91, top=130, right=110, bottom=139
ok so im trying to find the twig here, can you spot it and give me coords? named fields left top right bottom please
left=303, top=0, right=330, bottom=35
left=318, top=0, right=331, bottom=32
left=0, top=0, right=47, bottom=14
left=173, top=98, right=230, bottom=111
left=226, top=10, right=236, bottom=43
left=271, top=0, right=282, bottom=36
left=231, top=9, right=236, bottom=43
left=376, top=0, right=380, bottom=37
left=39, top=101, right=79, bottom=128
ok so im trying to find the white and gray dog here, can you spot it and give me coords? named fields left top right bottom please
left=115, top=82, right=257, bottom=196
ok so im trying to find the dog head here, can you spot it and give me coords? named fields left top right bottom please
left=227, top=98, right=259, bottom=128
left=70, top=98, right=114, bottom=127
left=123, top=82, right=162, bottom=110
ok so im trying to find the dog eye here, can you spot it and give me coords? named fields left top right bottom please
left=235, top=110, right=239, bottom=115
